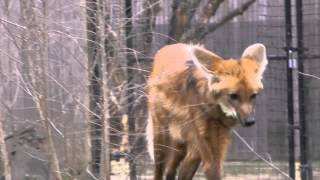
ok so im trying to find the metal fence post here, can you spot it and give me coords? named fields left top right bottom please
left=295, top=0, right=313, bottom=179
left=284, top=0, right=296, bottom=179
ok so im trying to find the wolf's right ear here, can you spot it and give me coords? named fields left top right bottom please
left=190, top=46, right=222, bottom=82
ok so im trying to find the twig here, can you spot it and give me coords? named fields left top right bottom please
left=45, top=72, right=100, bottom=118
left=48, top=119, right=64, bottom=138
left=22, top=149, right=48, bottom=162
left=0, top=17, right=26, bottom=30
left=232, top=129, right=293, bottom=180
left=298, top=71, right=320, bottom=80
left=4, top=126, right=35, bottom=141
left=86, top=167, right=99, bottom=180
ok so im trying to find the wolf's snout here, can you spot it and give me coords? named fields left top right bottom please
left=238, top=115, right=255, bottom=127
left=236, top=111, right=256, bottom=127
left=237, top=104, right=255, bottom=127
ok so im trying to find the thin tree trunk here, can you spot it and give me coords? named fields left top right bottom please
left=86, top=0, right=103, bottom=177
left=86, top=0, right=116, bottom=178
left=81, top=0, right=94, bottom=177
left=36, top=92, right=62, bottom=180
left=1, top=3, right=13, bottom=180
left=125, top=0, right=136, bottom=179
left=19, top=1, right=63, bottom=179
left=98, top=0, right=111, bottom=179
left=126, top=1, right=160, bottom=178
left=39, top=1, right=63, bottom=180
left=0, top=113, right=11, bottom=180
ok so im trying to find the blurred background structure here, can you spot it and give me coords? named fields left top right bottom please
left=0, top=0, right=319, bottom=179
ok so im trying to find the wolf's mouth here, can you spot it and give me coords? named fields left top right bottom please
left=218, top=102, right=255, bottom=127
left=218, top=102, right=237, bottom=119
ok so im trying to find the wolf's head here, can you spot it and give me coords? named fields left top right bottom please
left=190, top=43, right=268, bottom=127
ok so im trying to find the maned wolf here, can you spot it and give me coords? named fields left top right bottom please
left=146, top=43, right=268, bottom=180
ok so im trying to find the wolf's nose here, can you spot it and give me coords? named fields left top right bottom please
left=243, top=119, right=255, bottom=127
left=237, top=112, right=256, bottom=127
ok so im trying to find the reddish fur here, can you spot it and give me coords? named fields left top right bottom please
left=147, top=43, right=266, bottom=180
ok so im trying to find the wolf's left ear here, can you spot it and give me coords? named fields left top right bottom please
left=190, top=46, right=222, bottom=82
left=241, top=43, right=268, bottom=77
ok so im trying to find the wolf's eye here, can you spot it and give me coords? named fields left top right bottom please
left=250, top=93, right=257, bottom=100
left=229, top=93, right=239, bottom=100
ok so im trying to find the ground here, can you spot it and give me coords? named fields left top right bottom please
left=110, top=160, right=320, bottom=180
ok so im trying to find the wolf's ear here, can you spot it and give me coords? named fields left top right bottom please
left=190, top=46, right=222, bottom=82
left=242, top=43, right=268, bottom=77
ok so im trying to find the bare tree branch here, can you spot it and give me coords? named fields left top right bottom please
left=181, top=0, right=256, bottom=42
left=142, top=0, right=161, bottom=52
left=198, top=0, right=224, bottom=24
left=167, top=0, right=203, bottom=43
